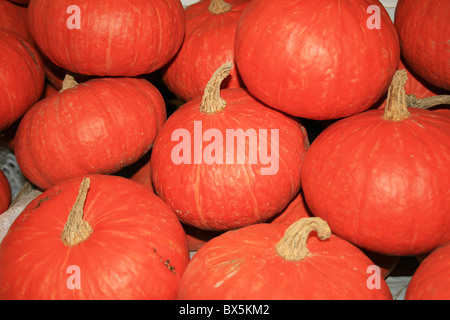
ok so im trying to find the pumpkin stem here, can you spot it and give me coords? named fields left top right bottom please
left=60, top=74, right=79, bottom=92
left=275, top=217, right=331, bottom=261
left=208, top=0, right=232, bottom=14
left=406, top=94, right=450, bottom=110
left=200, top=62, right=233, bottom=114
left=383, top=70, right=410, bottom=121
left=61, top=177, right=93, bottom=247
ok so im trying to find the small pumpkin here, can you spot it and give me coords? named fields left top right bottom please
left=162, top=0, right=249, bottom=102
left=0, top=175, right=190, bottom=299
left=269, top=191, right=313, bottom=225
left=394, top=0, right=450, bottom=91
left=0, top=171, right=11, bottom=215
left=28, top=0, right=185, bottom=76
left=234, top=0, right=400, bottom=120
left=177, top=217, right=393, bottom=300
left=15, top=76, right=166, bottom=190
left=129, top=154, right=154, bottom=193
left=0, top=29, right=44, bottom=131
left=405, top=241, right=450, bottom=300
left=301, top=70, right=450, bottom=256
left=151, top=62, right=309, bottom=231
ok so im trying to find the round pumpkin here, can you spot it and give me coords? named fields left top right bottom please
left=129, top=155, right=154, bottom=193
left=162, top=0, right=249, bottom=102
left=234, top=0, right=400, bottom=120
left=28, top=0, right=185, bottom=76
left=0, top=170, right=11, bottom=215
left=0, top=174, right=190, bottom=299
left=269, top=191, right=313, bottom=225
left=301, top=70, right=450, bottom=256
left=0, top=29, right=44, bottom=131
left=177, top=217, right=393, bottom=300
left=395, top=0, right=450, bottom=91
left=151, top=63, right=309, bottom=231
left=15, top=76, right=166, bottom=190
left=405, top=241, right=450, bottom=300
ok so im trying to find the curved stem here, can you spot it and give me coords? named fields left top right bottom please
left=275, top=217, right=331, bottom=261
left=208, top=0, right=232, bottom=14
left=200, top=62, right=233, bottom=114
left=406, top=94, right=450, bottom=110
left=61, top=177, right=93, bottom=247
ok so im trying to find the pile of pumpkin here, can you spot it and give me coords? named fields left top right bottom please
left=0, top=0, right=449, bottom=300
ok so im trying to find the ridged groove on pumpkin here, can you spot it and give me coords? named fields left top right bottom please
left=60, top=74, right=79, bottom=92
left=61, top=177, right=93, bottom=247
left=275, top=217, right=331, bottom=261
left=383, top=69, right=410, bottom=121
left=200, top=61, right=233, bottom=114
left=208, top=0, right=232, bottom=15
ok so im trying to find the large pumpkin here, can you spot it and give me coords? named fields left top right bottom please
left=0, top=175, right=190, bottom=299
left=405, top=241, right=450, bottom=300
left=301, top=70, right=450, bottom=256
left=234, top=0, right=400, bottom=120
left=28, top=0, right=185, bottom=76
left=162, top=0, right=249, bottom=102
left=394, top=0, right=450, bottom=91
left=151, top=63, right=309, bottom=231
left=177, top=217, right=393, bottom=300
left=0, top=29, right=44, bottom=131
left=0, top=171, right=11, bottom=215
left=15, top=76, right=166, bottom=190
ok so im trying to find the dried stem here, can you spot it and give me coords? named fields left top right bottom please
left=60, top=74, right=79, bottom=92
left=383, top=70, right=410, bottom=121
left=61, top=178, right=93, bottom=247
left=406, top=94, right=450, bottom=110
left=275, top=217, right=331, bottom=261
left=200, top=62, right=233, bottom=114
left=208, top=0, right=232, bottom=14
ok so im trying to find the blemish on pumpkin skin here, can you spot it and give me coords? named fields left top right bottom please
left=153, top=248, right=176, bottom=274
left=19, top=39, right=41, bottom=71
left=32, top=196, right=51, bottom=211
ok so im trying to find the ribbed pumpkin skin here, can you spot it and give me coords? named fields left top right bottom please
left=150, top=88, right=309, bottom=231
left=162, top=0, right=250, bottom=102
left=395, top=0, right=450, bottom=91
left=0, top=174, right=190, bottom=300
left=235, top=0, right=400, bottom=120
left=0, top=171, right=11, bottom=215
left=15, top=77, right=166, bottom=190
left=301, top=109, right=450, bottom=256
left=28, top=0, right=185, bottom=76
left=0, top=29, right=44, bottom=131
left=177, top=223, right=393, bottom=300
left=406, top=241, right=450, bottom=300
